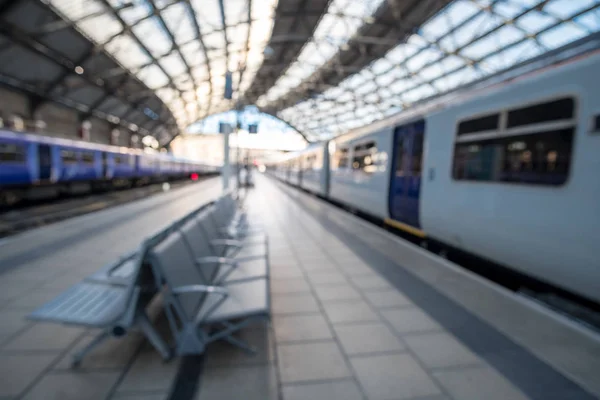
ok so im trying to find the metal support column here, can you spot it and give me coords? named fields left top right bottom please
left=222, top=123, right=231, bottom=190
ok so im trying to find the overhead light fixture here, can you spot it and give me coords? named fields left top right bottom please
left=74, top=66, right=84, bottom=75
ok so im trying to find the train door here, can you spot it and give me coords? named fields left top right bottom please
left=388, top=120, right=425, bottom=228
left=38, top=144, right=51, bottom=181
left=102, top=152, right=108, bottom=178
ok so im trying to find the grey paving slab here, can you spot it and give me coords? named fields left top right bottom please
left=433, top=365, right=530, bottom=400
left=21, top=371, right=120, bottom=400
left=297, top=253, right=329, bottom=262
left=38, top=274, right=89, bottom=291
left=54, top=332, right=143, bottom=370
left=277, top=341, right=352, bottom=383
left=270, top=258, right=301, bottom=269
left=334, top=322, right=406, bottom=356
left=322, top=299, right=380, bottom=324
left=337, top=263, right=377, bottom=277
left=381, top=308, right=443, bottom=335
left=282, top=379, right=364, bottom=400
left=271, top=267, right=306, bottom=279
left=0, top=284, right=33, bottom=303
left=2, top=323, right=85, bottom=352
left=197, top=365, right=278, bottom=400
left=308, top=271, right=349, bottom=285
left=0, top=309, right=31, bottom=338
left=204, top=324, right=275, bottom=367
left=350, top=274, right=392, bottom=291
left=274, top=314, right=334, bottom=343
left=363, top=289, right=413, bottom=309
left=313, top=283, right=362, bottom=302
left=404, top=332, right=481, bottom=370
left=116, top=346, right=179, bottom=393
left=4, top=290, right=65, bottom=311
left=0, top=267, right=63, bottom=284
left=298, top=259, right=340, bottom=272
left=0, top=353, right=58, bottom=397
left=271, top=277, right=312, bottom=294
left=350, top=353, right=442, bottom=400
left=111, top=393, right=168, bottom=400
left=272, top=293, right=321, bottom=315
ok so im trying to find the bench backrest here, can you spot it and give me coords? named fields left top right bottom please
left=214, top=194, right=236, bottom=225
left=148, top=230, right=207, bottom=322
left=179, top=213, right=220, bottom=281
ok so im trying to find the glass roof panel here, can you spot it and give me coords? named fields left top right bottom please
left=277, top=0, right=600, bottom=139
left=49, top=0, right=600, bottom=139
left=257, top=0, right=386, bottom=106
left=162, top=3, right=196, bottom=45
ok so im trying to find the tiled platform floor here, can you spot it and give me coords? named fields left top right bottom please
left=220, top=177, right=533, bottom=400
left=0, top=179, right=223, bottom=400
left=1, top=174, right=599, bottom=400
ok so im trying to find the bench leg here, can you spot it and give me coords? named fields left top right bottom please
left=136, top=312, right=172, bottom=361
left=222, top=335, right=257, bottom=354
left=71, top=330, right=111, bottom=368
left=208, top=321, right=257, bottom=354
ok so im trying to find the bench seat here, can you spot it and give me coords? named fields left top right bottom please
left=199, top=278, right=268, bottom=324
left=29, top=282, right=136, bottom=327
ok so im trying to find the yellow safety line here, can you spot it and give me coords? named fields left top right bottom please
left=384, top=218, right=427, bottom=238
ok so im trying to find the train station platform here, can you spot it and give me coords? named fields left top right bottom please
left=1, top=175, right=599, bottom=400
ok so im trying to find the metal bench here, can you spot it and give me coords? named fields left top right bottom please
left=202, top=202, right=268, bottom=260
left=28, top=240, right=171, bottom=366
left=178, top=212, right=269, bottom=285
left=147, top=230, right=270, bottom=356
left=86, top=251, right=139, bottom=286
left=28, top=201, right=217, bottom=365
left=213, top=193, right=261, bottom=235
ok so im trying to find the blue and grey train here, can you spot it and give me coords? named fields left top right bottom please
left=0, top=130, right=218, bottom=206
left=269, top=51, right=600, bottom=305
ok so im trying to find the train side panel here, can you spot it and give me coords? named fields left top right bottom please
left=420, top=54, right=600, bottom=303
left=328, top=127, right=393, bottom=219
left=300, top=144, right=328, bottom=196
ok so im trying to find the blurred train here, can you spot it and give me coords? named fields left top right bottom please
left=0, top=129, right=219, bottom=206
left=267, top=51, right=600, bottom=305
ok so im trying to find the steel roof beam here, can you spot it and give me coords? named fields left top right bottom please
left=146, top=0, right=201, bottom=125
left=96, top=0, right=182, bottom=101
left=236, top=0, right=252, bottom=97
left=184, top=0, right=213, bottom=114
left=0, top=0, right=20, bottom=17
left=0, top=21, right=174, bottom=131
left=34, top=3, right=135, bottom=36
left=243, top=0, right=331, bottom=104
left=217, top=0, right=230, bottom=101
left=262, top=0, right=451, bottom=115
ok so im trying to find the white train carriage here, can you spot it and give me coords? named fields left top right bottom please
left=328, top=127, right=393, bottom=219
left=298, top=143, right=329, bottom=196
left=421, top=53, right=600, bottom=303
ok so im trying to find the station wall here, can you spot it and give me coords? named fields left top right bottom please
left=0, top=86, right=137, bottom=147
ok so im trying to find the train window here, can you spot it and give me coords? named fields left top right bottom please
left=592, top=114, right=600, bottom=133
left=395, top=137, right=405, bottom=177
left=453, top=128, right=573, bottom=185
left=411, top=132, right=424, bottom=174
left=454, top=96, right=576, bottom=186
left=61, top=150, right=77, bottom=164
left=81, top=152, right=95, bottom=165
left=0, top=143, right=26, bottom=163
left=457, top=113, right=499, bottom=136
left=336, top=148, right=349, bottom=169
left=114, top=155, right=128, bottom=165
left=506, top=97, right=574, bottom=129
left=305, top=155, right=315, bottom=170
left=352, top=141, right=377, bottom=173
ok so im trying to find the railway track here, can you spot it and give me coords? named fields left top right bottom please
left=0, top=179, right=209, bottom=238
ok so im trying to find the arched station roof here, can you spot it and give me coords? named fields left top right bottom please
left=1, top=0, right=600, bottom=143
